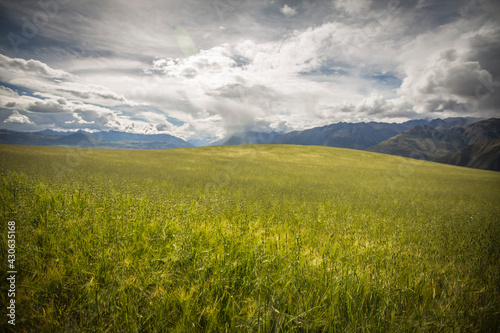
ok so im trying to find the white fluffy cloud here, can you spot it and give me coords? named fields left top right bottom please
left=0, top=54, right=185, bottom=135
left=113, top=10, right=500, bottom=138
left=144, top=20, right=414, bottom=135
left=0, top=53, right=136, bottom=108
left=0, top=54, right=73, bottom=79
left=4, top=110, right=34, bottom=124
left=280, top=4, right=297, bottom=17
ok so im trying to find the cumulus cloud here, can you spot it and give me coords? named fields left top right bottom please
left=4, top=110, right=34, bottom=124
left=0, top=81, right=182, bottom=136
left=153, top=46, right=237, bottom=81
left=398, top=19, right=500, bottom=116
left=0, top=85, right=16, bottom=95
left=145, top=21, right=414, bottom=136
left=27, top=98, right=72, bottom=113
left=280, top=4, right=297, bottom=17
left=0, top=53, right=138, bottom=111
left=0, top=54, right=73, bottom=79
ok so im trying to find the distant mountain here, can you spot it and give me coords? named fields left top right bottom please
left=427, top=117, right=482, bottom=129
left=368, top=118, right=500, bottom=165
left=3, top=117, right=497, bottom=169
left=215, top=118, right=484, bottom=149
left=213, top=117, right=498, bottom=172
left=55, top=132, right=103, bottom=147
left=366, top=125, right=466, bottom=160
left=92, top=130, right=191, bottom=147
left=102, top=141, right=192, bottom=149
left=216, top=120, right=433, bottom=149
left=216, top=120, right=431, bottom=149
left=271, top=121, right=431, bottom=150
left=37, top=129, right=73, bottom=136
left=445, top=118, right=500, bottom=145
left=0, top=130, right=193, bottom=149
left=439, top=138, right=500, bottom=171
left=37, top=129, right=193, bottom=148
left=0, top=129, right=62, bottom=146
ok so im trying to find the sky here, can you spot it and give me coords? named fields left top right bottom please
left=0, top=0, right=499, bottom=145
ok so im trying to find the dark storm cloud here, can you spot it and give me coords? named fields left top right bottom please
left=27, top=98, right=69, bottom=113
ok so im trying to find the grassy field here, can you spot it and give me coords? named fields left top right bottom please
left=1, top=143, right=499, bottom=332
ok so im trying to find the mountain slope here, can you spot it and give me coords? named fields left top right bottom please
left=427, top=117, right=483, bottom=129
left=445, top=118, right=500, bottom=145
left=38, top=129, right=193, bottom=147
left=0, top=130, right=192, bottom=149
left=368, top=118, right=500, bottom=164
left=0, top=130, right=62, bottom=146
left=55, top=132, right=103, bottom=147
left=366, top=125, right=467, bottom=160
left=439, top=138, right=500, bottom=171
left=216, top=118, right=481, bottom=150
left=216, top=118, right=482, bottom=150
left=270, top=121, right=430, bottom=150
left=93, top=130, right=192, bottom=147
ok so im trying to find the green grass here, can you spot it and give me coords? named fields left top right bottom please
left=1, top=143, right=499, bottom=332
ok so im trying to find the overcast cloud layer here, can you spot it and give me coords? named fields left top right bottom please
left=0, top=0, right=499, bottom=144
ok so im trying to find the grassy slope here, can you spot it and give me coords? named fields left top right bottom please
left=0, top=144, right=499, bottom=332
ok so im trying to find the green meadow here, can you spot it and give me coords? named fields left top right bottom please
left=1, top=143, right=499, bottom=332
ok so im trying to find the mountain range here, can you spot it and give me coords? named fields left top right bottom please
left=367, top=118, right=500, bottom=171
left=0, top=129, right=193, bottom=149
left=439, top=138, right=500, bottom=171
left=216, top=117, right=499, bottom=171
left=217, top=118, right=481, bottom=149
left=1, top=116, right=498, bottom=171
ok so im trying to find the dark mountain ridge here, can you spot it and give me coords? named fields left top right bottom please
left=367, top=118, right=500, bottom=170
left=438, top=138, right=500, bottom=171
left=2, top=117, right=497, bottom=171
left=214, top=117, right=498, bottom=171
left=270, top=120, right=427, bottom=150
left=218, top=118, right=481, bottom=150
left=37, top=129, right=192, bottom=146
left=0, top=129, right=193, bottom=149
